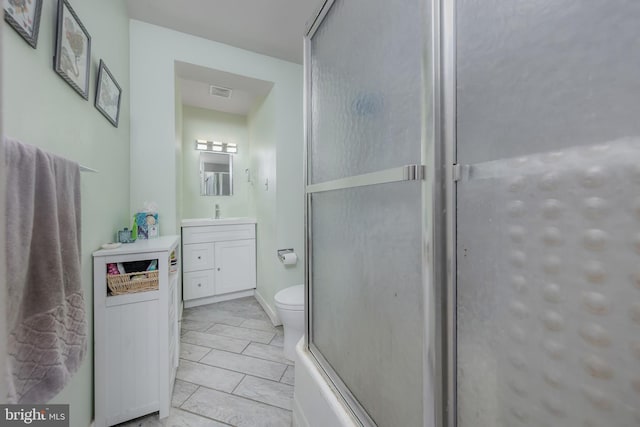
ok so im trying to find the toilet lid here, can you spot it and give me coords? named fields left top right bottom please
left=275, top=284, right=304, bottom=309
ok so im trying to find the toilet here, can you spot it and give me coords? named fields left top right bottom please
left=274, top=284, right=305, bottom=361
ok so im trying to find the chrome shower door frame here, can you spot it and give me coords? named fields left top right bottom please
left=303, top=0, right=370, bottom=423
left=434, top=0, right=457, bottom=426
left=303, top=0, right=447, bottom=426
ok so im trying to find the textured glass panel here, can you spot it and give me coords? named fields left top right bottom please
left=309, top=0, right=423, bottom=184
left=457, top=140, right=640, bottom=426
left=457, top=2, right=640, bottom=424
left=456, top=0, right=640, bottom=164
left=311, top=182, right=423, bottom=427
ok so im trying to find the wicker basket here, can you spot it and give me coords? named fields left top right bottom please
left=107, top=270, right=159, bottom=295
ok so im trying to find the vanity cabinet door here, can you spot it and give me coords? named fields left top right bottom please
left=214, top=239, right=256, bottom=295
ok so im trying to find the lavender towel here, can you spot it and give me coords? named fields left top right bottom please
left=4, top=138, right=87, bottom=403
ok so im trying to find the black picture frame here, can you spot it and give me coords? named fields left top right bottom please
left=95, top=60, right=122, bottom=127
left=54, top=0, right=91, bottom=99
left=4, top=0, right=43, bottom=49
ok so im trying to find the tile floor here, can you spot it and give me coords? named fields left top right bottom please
left=119, top=296, right=294, bottom=427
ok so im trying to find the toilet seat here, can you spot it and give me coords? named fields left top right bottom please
left=274, top=284, right=304, bottom=310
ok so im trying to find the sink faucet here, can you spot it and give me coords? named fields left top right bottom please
left=215, top=204, right=221, bottom=219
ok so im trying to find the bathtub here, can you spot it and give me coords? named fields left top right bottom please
left=292, top=339, right=359, bottom=427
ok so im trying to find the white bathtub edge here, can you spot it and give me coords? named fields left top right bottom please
left=293, top=338, right=359, bottom=427
left=292, top=395, right=309, bottom=427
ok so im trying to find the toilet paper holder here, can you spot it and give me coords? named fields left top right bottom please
left=277, top=248, right=295, bottom=262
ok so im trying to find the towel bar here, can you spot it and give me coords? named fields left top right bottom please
left=80, top=165, right=98, bottom=173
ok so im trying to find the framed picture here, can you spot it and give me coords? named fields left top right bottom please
left=95, top=60, right=122, bottom=127
left=54, top=0, right=90, bottom=99
left=3, top=0, right=43, bottom=49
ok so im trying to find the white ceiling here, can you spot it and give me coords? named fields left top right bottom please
left=126, top=0, right=322, bottom=64
left=129, top=1, right=320, bottom=114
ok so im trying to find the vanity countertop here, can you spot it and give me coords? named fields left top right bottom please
left=93, top=235, right=180, bottom=256
left=181, top=217, right=257, bottom=227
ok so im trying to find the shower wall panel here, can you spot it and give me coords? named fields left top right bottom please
left=455, top=1, right=640, bottom=425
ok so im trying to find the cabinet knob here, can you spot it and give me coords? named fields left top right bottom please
left=197, top=256, right=201, bottom=259
left=197, top=283, right=202, bottom=287
left=217, top=268, right=221, bottom=271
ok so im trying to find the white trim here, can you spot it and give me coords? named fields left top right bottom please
left=254, top=289, right=281, bottom=326
left=183, top=289, right=254, bottom=308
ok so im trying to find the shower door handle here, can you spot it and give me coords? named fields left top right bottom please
left=306, top=164, right=426, bottom=194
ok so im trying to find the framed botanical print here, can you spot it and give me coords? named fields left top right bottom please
left=54, top=0, right=91, bottom=99
left=4, top=0, right=43, bottom=49
left=95, top=60, right=122, bottom=127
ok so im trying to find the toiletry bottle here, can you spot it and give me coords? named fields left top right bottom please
left=120, top=228, right=131, bottom=243
left=131, top=216, right=138, bottom=240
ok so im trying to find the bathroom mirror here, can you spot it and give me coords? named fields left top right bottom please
left=200, top=152, right=233, bottom=196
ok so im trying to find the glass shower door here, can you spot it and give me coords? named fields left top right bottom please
left=454, top=1, right=640, bottom=426
left=305, top=0, right=427, bottom=425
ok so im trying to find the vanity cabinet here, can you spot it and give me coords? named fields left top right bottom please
left=92, top=236, right=180, bottom=427
left=182, top=220, right=256, bottom=308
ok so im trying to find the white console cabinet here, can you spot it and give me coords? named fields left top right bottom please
left=93, top=236, right=180, bottom=427
left=181, top=219, right=256, bottom=308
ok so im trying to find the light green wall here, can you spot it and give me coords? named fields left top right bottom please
left=181, top=106, right=251, bottom=218
left=3, top=1, right=130, bottom=425
left=247, top=93, right=278, bottom=314
left=274, top=76, right=305, bottom=300
left=130, top=21, right=303, bottom=319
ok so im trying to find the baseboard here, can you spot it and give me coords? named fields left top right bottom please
left=254, top=289, right=281, bottom=326
left=183, top=289, right=254, bottom=308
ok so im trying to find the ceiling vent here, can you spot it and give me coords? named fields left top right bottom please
left=209, top=85, right=232, bottom=98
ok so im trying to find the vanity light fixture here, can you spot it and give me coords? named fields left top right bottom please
left=196, top=139, right=208, bottom=150
left=195, top=140, right=238, bottom=154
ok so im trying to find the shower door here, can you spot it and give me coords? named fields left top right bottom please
left=305, top=0, right=429, bottom=425
left=453, top=1, right=640, bottom=426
